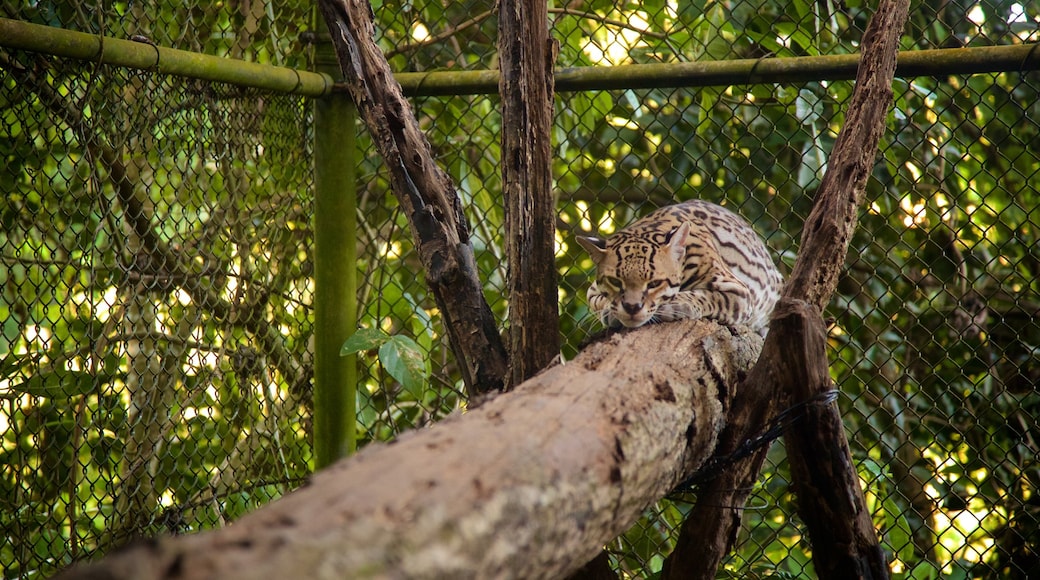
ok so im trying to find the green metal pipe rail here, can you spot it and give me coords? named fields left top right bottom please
left=3, top=18, right=1038, bottom=98
left=0, top=18, right=334, bottom=96
left=399, top=43, right=1040, bottom=95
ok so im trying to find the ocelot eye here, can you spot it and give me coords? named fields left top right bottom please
left=646, top=279, right=666, bottom=289
left=601, top=276, right=623, bottom=289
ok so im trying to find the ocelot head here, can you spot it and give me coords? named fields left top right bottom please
left=577, top=223, right=690, bottom=328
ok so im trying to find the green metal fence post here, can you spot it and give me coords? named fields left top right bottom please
left=313, top=27, right=358, bottom=468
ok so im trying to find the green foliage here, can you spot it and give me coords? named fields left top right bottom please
left=1, top=17, right=315, bottom=574
left=341, top=327, right=430, bottom=399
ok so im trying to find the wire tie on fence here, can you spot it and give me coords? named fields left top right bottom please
left=90, top=30, right=106, bottom=75
left=671, top=487, right=773, bottom=510
left=413, top=71, right=435, bottom=94
left=669, top=388, right=840, bottom=494
left=130, top=34, right=161, bottom=72
left=727, top=488, right=772, bottom=511
left=1022, top=42, right=1040, bottom=73
left=77, top=32, right=107, bottom=115
left=290, top=68, right=303, bottom=94
left=747, top=56, right=768, bottom=86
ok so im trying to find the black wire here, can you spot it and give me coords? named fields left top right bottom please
left=669, top=389, right=840, bottom=494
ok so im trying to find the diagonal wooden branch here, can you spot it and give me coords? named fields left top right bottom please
left=781, top=300, right=890, bottom=578
left=784, top=0, right=910, bottom=312
left=662, top=0, right=910, bottom=577
left=318, top=0, right=508, bottom=397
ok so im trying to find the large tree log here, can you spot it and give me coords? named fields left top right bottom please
left=56, top=321, right=760, bottom=579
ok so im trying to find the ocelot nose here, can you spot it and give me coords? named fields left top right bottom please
left=621, top=302, right=642, bottom=315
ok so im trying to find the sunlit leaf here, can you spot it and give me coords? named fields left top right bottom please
left=379, top=335, right=428, bottom=398
left=8, top=371, right=101, bottom=398
left=883, top=496, right=916, bottom=565
left=340, top=327, right=390, bottom=356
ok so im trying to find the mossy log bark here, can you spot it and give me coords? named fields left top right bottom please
left=56, top=321, right=760, bottom=579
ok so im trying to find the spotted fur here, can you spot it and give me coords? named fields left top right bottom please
left=576, top=200, right=783, bottom=333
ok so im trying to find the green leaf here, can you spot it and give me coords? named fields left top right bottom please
left=0, top=313, right=19, bottom=356
left=8, top=371, right=99, bottom=398
left=340, top=327, right=390, bottom=356
left=883, top=496, right=916, bottom=564
left=906, top=561, right=942, bottom=580
left=378, top=335, right=428, bottom=398
left=403, top=293, right=435, bottom=352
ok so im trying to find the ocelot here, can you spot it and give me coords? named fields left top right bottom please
left=576, top=200, right=783, bottom=334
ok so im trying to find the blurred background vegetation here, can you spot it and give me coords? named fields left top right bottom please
left=2, top=0, right=1038, bottom=577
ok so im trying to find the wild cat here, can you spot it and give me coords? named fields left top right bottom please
left=577, top=200, right=783, bottom=334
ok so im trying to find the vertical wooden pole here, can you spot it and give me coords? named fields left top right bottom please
left=313, top=20, right=357, bottom=467
left=499, top=0, right=559, bottom=388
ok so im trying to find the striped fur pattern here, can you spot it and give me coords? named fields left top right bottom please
left=576, top=200, right=783, bottom=334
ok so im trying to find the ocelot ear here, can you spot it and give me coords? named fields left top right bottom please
left=666, top=223, right=691, bottom=261
left=576, top=235, right=608, bottom=265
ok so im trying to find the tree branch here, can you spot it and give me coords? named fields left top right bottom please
left=318, top=0, right=509, bottom=397
left=663, top=0, right=909, bottom=577
left=499, top=0, right=559, bottom=387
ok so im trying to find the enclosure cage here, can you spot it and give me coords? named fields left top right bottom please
left=1, top=0, right=1039, bottom=578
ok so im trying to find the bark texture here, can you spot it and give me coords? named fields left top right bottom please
left=661, top=309, right=790, bottom=580
left=317, top=0, right=508, bottom=397
left=499, top=0, right=559, bottom=388
left=786, top=0, right=910, bottom=311
left=663, top=0, right=909, bottom=577
left=782, top=301, right=889, bottom=579
left=56, top=321, right=761, bottom=580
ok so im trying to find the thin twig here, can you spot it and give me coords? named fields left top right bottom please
left=384, top=6, right=673, bottom=60
left=549, top=7, right=669, bottom=41
left=385, top=9, right=495, bottom=58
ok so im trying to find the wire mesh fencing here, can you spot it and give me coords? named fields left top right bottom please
left=3, top=0, right=1040, bottom=578
left=1, top=52, right=315, bottom=576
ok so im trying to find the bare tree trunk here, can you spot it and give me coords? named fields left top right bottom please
left=56, top=321, right=762, bottom=580
left=317, top=0, right=509, bottom=397
left=108, top=281, right=166, bottom=546
left=499, top=0, right=559, bottom=388
left=663, top=0, right=909, bottom=577
left=782, top=301, right=889, bottom=578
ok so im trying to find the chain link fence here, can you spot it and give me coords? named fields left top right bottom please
left=3, top=0, right=1040, bottom=577
left=2, top=2, right=317, bottom=573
